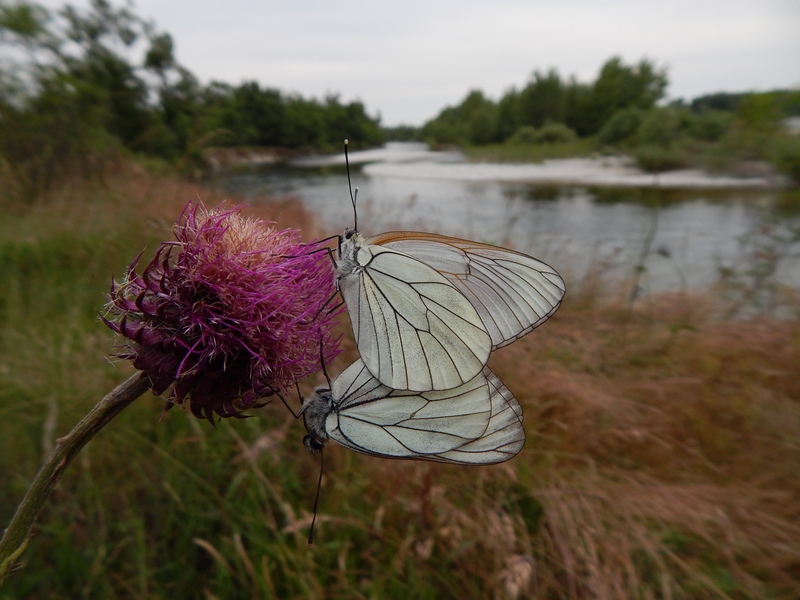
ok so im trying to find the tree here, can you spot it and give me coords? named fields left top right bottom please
left=584, top=57, right=668, bottom=135
left=495, top=88, right=521, bottom=141
left=421, top=90, right=499, bottom=145
left=519, top=69, right=565, bottom=128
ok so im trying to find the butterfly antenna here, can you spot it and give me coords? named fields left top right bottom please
left=344, top=139, right=358, bottom=232
left=308, top=447, right=324, bottom=546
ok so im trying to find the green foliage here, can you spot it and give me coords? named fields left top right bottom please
left=736, top=93, right=783, bottom=132
left=464, top=137, right=596, bottom=163
left=467, top=102, right=499, bottom=145
left=0, top=69, right=121, bottom=201
left=420, top=59, right=796, bottom=179
left=633, top=144, right=689, bottom=172
left=519, top=69, right=566, bottom=128
left=536, top=122, right=578, bottom=143
left=423, top=56, right=668, bottom=147
left=382, top=124, right=421, bottom=141
left=507, top=125, right=539, bottom=144
left=688, top=109, right=733, bottom=142
left=637, top=108, right=682, bottom=146
left=420, top=90, right=499, bottom=145
left=594, top=92, right=800, bottom=176
left=772, top=134, right=800, bottom=184
left=495, top=88, right=522, bottom=140
left=507, top=122, right=577, bottom=145
left=0, top=0, right=383, bottom=203
left=597, top=108, right=643, bottom=145
left=691, top=92, right=743, bottom=113
left=0, top=0, right=49, bottom=40
left=580, top=57, right=667, bottom=136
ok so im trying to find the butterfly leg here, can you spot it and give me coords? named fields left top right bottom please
left=277, top=388, right=302, bottom=419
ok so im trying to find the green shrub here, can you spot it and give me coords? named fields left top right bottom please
left=634, top=144, right=689, bottom=172
left=638, top=108, right=681, bottom=146
left=772, top=134, right=800, bottom=184
left=690, top=110, right=734, bottom=142
left=507, top=125, right=540, bottom=144
left=507, top=122, right=577, bottom=145
left=536, top=121, right=578, bottom=143
left=597, top=108, right=643, bottom=145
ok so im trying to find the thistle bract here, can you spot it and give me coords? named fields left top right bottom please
left=103, top=202, right=340, bottom=422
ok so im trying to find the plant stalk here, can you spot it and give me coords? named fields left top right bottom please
left=0, top=371, right=152, bottom=583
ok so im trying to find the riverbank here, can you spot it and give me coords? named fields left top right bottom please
left=364, top=155, right=780, bottom=188
left=289, top=142, right=783, bottom=189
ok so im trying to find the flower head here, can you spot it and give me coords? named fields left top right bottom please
left=103, top=202, right=340, bottom=422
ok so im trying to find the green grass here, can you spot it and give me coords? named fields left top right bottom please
left=1, top=166, right=799, bottom=599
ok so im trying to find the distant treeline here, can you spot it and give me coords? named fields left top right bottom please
left=422, top=58, right=668, bottom=143
left=0, top=0, right=383, bottom=196
left=413, top=59, right=800, bottom=181
left=416, top=58, right=800, bottom=146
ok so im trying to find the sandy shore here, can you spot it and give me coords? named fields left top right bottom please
left=292, top=144, right=780, bottom=189
left=361, top=156, right=779, bottom=189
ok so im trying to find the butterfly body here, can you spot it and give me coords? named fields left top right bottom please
left=334, top=229, right=365, bottom=278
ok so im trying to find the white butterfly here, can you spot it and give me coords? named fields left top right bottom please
left=300, top=357, right=525, bottom=465
left=335, top=229, right=566, bottom=393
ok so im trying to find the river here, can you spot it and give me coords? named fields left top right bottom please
left=221, top=143, right=799, bottom=297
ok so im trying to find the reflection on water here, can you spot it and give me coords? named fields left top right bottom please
left=222, top=146, right=799, bottom=295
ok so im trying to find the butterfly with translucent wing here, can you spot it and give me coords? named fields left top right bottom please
left=300, top=357, right=525, bottom=465
left=293, top=352, right=526, bottom=545
left=333, top=142, right=566, bottom=393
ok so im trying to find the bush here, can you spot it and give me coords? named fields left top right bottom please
left=634, top=144, right=689, bottom=172
left=537, top=122, right=578, bottom=143
left=597, top=108, right=643, bottom=145
left=772, top=134, right=800, bottom=184
left=690, top=110, right=734, bottom=142
left=507, top=125, right=540, bottom=144
left=507, top=122, right=577, bottom=145
left=637, top=108, right=681, bottom=146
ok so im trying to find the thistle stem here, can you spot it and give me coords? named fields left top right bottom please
left=0, top=371, right=152, bottom=583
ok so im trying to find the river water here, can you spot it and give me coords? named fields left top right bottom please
left=222, top=143, right=799, bottom=296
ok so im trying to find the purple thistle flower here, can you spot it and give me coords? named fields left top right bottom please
left=103, top=202, right=341, bottom=423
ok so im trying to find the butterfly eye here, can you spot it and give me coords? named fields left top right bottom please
left=344, top=229, right=355, bottom=240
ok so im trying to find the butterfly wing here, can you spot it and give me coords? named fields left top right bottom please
left=368, top=232, right=566, bottom=349
left=434, top=368, right=525, bottom=464
left=324, top=359, right=524, bottom=465
left=338, top=243, right=492, bottom=391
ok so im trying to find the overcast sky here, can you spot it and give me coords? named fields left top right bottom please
left=36, top=0, right=800, bottom=126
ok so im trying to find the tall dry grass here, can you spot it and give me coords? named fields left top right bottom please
left=488, top=294, right=800, bottom=599
left=1, top=164, right=798, bottom=599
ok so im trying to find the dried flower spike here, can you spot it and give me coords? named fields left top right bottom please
left=103, top=202, right=340, bottom=422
